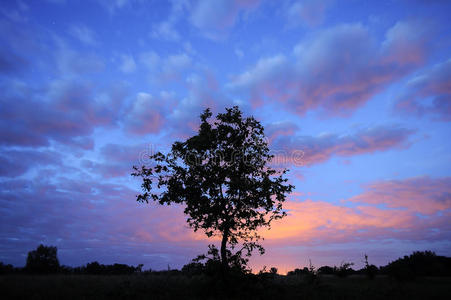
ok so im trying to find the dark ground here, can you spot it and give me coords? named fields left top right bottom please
left=1, top=273, right=450, bottom=300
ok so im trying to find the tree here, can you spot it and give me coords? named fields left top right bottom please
left=26, top=244, right=60, bottom=273
left=132, top=106, right=294, bottom=272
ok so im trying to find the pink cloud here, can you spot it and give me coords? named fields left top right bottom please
left=348, top=176, right=451, bottom=215
left=270, top=125, right=415, bottom=167
left=259, top=176, right=451, bottom=246
left=229, top=20, right=433, bottom=116
left=123, top=92, right=168, bottom=135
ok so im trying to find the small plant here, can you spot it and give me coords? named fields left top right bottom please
left=304, top=259, right=319, bottom=285
left=364, top=254, right=378, bottom=279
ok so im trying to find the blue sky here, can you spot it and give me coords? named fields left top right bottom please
left=0, top=0, right=450, bottom=273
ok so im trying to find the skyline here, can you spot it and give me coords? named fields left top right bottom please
left=0, top=0, right=450, bottom=273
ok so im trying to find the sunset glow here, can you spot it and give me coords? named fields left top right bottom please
left=0, top=0, right=450, bottom=272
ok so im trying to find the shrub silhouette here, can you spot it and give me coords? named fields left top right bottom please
left=26, top=244, right=60, bottom=274
left=85, top=261, right=139, bottom=275
left=189, top=244, right=251, bottom=277
left=334, top=261, right=354, bottom=278
left=382, top=250, right=451, bottom=281
left=363, top=254, right=378, bottom=279
left=0, top=262, right=15, bottom=274
left=317, top=266, right=334, bottom=275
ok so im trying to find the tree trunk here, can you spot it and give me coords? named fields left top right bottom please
left=220, top=227, right=229, bottom=273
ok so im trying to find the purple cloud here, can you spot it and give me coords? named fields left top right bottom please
left=270, top=125, right=415, bottom=166
left=0, top=149, right=62, bottom=178
left=394, top=58, right=451, bottom=121
left=190, top=0, right=261, bottom=39
left=0, top=80, right=125, bottom=148
left=284, top=0, right=332, bottom=27
left=348, top=176, right=451, bottom=215
left=229, top=20, right=432, bottom=116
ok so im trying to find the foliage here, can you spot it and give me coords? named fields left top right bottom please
left=132, top=106, right=294, bottom=271
left=85, top=261, right=139, bottom=275
left=0, top=262, right=16, bottom=275
left=317, top=266, right=334, bottom=275
left=381, top=251, right=451, bottom=281
left=26, top=244, right=60, bottom=274
left=334, top=261, right=355, bottom=278
left=187, top=244, right=251, bottom=277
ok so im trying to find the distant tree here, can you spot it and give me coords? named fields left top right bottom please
left=26, top=244, right=60, bottom=273
left=133, top=106, right=294, bottom=273
left=287, top=267, right=310, bottom=276
left=269, top=267, right=278, bottom=274
left=86, top=261, right=104, bottom=275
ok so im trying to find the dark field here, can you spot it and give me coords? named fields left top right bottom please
left=1, top=274, right=450, bottom=300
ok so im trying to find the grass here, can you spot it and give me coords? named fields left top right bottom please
left=1, top=273, right=450, bottom=299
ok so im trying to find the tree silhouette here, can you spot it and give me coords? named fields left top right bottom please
left=26, top=244, right=60, bottom=273
left=132, top=106, right=294, bottom=272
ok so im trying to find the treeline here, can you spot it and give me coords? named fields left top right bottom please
left=286, top=251, right=451, bottom=281
left=1, top=245, right=451, bottom=282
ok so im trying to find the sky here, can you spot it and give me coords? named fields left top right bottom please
left=0, top=0, right=450, bottom=273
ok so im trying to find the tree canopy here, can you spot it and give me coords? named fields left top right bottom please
left=26, top=244, right=60, bottom=274
left=132, top=106, right=294, bottom=271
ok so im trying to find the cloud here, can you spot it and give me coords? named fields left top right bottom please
left=0, top=176, right=202, bottom=268
left=285, top=0, right=332, bottom=27
left=123, top=92, right=172, bottom=135
left=69, top=25, right=97, bottom=46
left=139, top=52, right=193, bottom=84
left=394, top=58, right=451, bottom=121
left=348, top=176, right=451, bottom=215
left=119, top=54, right=137, bottom=73
left=190, top=0, right=261, bottom=39
left=56, top=44, right=105, bottom=75
left=0, top=149, right=62, bottom=178
left=151, top=21, right=181, bottom=42
left=150, top=0, right=188, bottom=42
left=270, top=125, right=415, bottom=167
left=265, top=121, right=299, bottom=143
left=97, top=0, right=130, bottom=14
left=80, top=143, right=156, bottom=178
left=139, top=51, right=160, bottom=70
left=0, top=48, right=28, bottom=74
left=162, top=53, right=192, bottom=79
left=0, top=79, right=125, bottom=148
left=263, top=176, right=451, bottom=245
left=229, top=20, right=433, bottom=116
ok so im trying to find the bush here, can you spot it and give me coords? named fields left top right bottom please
left=26, top=244, right=60, bottom=274
left=317, top=266, right=334, bottom=275
left=334, top=261, right=354, bottom=278
left=0, top=262, right=15, bottom=274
